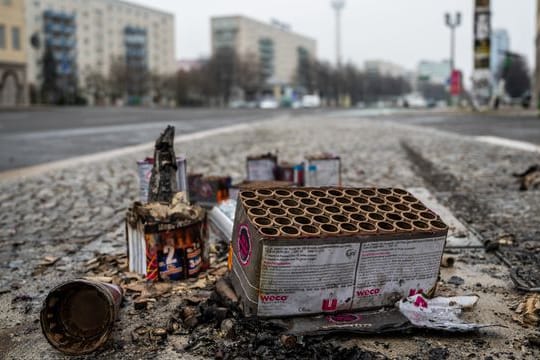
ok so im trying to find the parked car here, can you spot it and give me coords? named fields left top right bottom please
left=258, top=97, right=279, bottom=109
left=301, top=94, right=321, bottom=108
left=402, top=93, right=428, bottom=108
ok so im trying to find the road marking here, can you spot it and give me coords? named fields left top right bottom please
left=475, top=136, right=540, bottom=153
left=0, top=118, right=280, bottom=182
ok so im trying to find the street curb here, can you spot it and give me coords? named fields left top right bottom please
left=0, top=118, right=282, bottom=182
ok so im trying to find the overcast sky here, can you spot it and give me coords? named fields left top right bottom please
left=132, top=0, right=535, bottom=81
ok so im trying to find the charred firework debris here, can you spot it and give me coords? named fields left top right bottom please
left=148, top=125, right=179, bottom=203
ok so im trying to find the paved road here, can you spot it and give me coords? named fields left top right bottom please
left=334, top=109, right=540, bottom=145
left=1, top=107, right=539, bottom=172
left=0, top=107, right=308, bottom=171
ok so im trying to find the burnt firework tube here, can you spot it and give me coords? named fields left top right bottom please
left=40, top=279, right=123, bottom=355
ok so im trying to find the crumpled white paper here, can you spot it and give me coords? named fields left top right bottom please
left=397, top=294, right=494, bottom=331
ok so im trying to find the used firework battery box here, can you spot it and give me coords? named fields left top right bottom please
left=230, top=187, right=448, bottom=317
left=304, top=154, right=341, bottom=186
left=126, top=202, right=208, bottom=281
left=246, top=153, right=278, bottom=181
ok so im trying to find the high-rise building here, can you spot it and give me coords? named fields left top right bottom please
left=210, top=15, right=316, bottom=87
left=490, top=29, right=510, bottom=80
left=0, top=0, right=28, bottom=106
left=25, top=0, right=175, bottom=102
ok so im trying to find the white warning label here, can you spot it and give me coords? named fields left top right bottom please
left=258, top=244, right=360, bottom=316
left=353, top=237, right=446, bottom=308
left=257, top=236, right=446, bottom=316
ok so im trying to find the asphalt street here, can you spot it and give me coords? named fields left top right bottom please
left=0, top=107, right=298, bottom=171
left=0, top=107, right=539, bottom=172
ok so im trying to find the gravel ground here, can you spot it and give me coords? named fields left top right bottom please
left=0, top=115, right=539, bottom=359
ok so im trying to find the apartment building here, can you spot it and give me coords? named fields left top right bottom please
left=0, top=0, right=27, bottom=106
left=25, top=0, right=175, bottom=102
left=211, top=15, right=316, bottom=86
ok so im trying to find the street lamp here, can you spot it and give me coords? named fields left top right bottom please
left=332, top=0, right=345, bottom=68
left=445, top=12, right=461, bottom=71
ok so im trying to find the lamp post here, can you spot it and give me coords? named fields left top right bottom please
left=445, top=12, right=461, bottom=71
left=331, top=0, right=345, bottom=68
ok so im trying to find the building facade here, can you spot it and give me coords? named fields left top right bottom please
left=490, top=29, right=510, bottom=81
left=210, top=15, right=317, bottom=87
left=0, top=0, right=28, bottom=106
left=417, top=60, right=451, bottom=85
left=25, top=0, right=175, bottom=103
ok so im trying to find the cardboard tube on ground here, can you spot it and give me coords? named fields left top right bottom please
left=440, top=254, right=456, bottom=268
left=40, top=279, right=123, bottom=355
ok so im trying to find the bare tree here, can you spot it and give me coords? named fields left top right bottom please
left=500, top=52, right=531, bottom=98
left=84, top=68, right=108, bottom=105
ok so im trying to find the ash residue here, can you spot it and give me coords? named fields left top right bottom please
left=179, top=278, right=385, bottom=360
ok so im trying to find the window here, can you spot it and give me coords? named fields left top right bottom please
left=12, top=27, right=20, bottom=50
left=0, top=25, right=5, bottom=49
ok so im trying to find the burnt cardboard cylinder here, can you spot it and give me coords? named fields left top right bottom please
left=40, top=279, right=123, bottom=355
